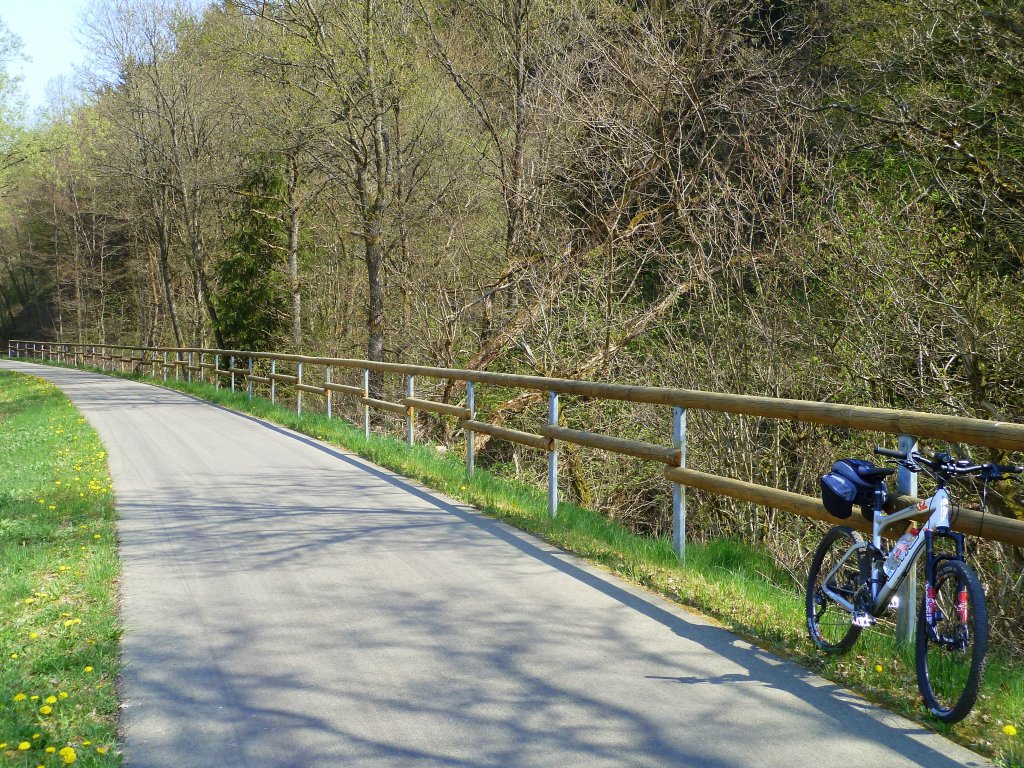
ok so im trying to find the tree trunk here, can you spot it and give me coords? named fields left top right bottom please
left=288, top=155, right=302, bottom=348
left=154, top=208, right=183, bottom=347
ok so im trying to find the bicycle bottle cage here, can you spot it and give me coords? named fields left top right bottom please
left=820, top=459, right=890, bottom=521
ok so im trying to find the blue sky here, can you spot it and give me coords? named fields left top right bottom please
left=3, top=1, right=90, bottom=113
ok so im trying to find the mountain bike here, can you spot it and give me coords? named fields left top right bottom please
left=807, top=446, right=1022, bottom=723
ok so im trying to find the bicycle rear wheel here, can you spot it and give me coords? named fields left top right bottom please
left=916, top=559, right=988, bottom=723
left=806, top=526, right=863, bottom=654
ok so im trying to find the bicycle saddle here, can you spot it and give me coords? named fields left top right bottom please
left=855, top=467, right=895, bottom=481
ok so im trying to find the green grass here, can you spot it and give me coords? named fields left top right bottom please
left=7, top=358, right=1024, bottom=765
left=0, top=370, right=120, bottom=767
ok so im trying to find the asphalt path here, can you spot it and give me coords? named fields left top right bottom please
left=2, top=360, right=991, bottom=767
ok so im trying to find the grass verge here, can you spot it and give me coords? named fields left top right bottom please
left=8, top=359, right=1024, bottom=766
left=0, top=370, right=120, bottom=767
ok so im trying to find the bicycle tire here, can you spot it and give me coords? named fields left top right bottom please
left=806, top=525, right=863, bottom=654
left=915, top=559, right=988, bottom=723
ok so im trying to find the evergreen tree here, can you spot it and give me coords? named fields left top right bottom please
left=215, top=158, right=289, bottom=350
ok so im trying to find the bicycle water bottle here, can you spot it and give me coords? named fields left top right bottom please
left=883, top=525, right=919, bottom=577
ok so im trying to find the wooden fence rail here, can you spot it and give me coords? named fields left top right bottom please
left=8, top=340, right=1024, bottom=556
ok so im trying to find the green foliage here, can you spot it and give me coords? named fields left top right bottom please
left=215, top=157, right=289, bottom=350
left=0, top=16, right=26, bottom=192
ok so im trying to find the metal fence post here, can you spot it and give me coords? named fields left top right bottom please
left=896, top=433, right=919, bottom=645
left=247, top=357, right=254, bottom=401
left=363, top=369, right=370, bottom=439
left=466, top=381, right=475, bottom=479
left=326, top=367, right=332, bottom=419
left=548, top=391, right=559, bottom=517
left=270, top=359, right=276, bottom=402
left=673, top=407, right=687, bottom=562
left=186, top=352, right=192, bottom=382
left=230, top=355, right=236, bottom=392
left=406, top=375, right=415, bottom=447
left=297, top=362, right=303, bottom=416
left=214, top=355, right=220, bottom=389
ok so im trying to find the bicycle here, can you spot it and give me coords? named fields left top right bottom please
left=807, top=446, right=1022, bottom=723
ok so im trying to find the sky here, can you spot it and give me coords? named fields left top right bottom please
left=2, top=0, right=91, bottom=115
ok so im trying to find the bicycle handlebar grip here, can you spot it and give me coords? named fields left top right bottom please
left=993, top=463, right=1024, bottom=475
left=873, top=446, right=906, bottom=459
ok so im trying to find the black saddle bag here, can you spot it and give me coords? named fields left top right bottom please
left=820, top=459, right=888, bottom=521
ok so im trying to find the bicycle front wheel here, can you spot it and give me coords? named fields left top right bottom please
left=806, top=525, right=863, bottom=654
left=916, top=559, right=988, bottom=723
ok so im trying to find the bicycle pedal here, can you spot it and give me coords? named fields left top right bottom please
left=853, top=612, right=875, bottom=628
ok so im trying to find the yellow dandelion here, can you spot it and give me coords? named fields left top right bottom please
left=29, top=632, right=39, bottom=640
left=39, top=705, right=53, bottom=715
left=58, top=691, right=68, bottom=699
left=0, top=742, right=6, bottom=748
left=93, top=534, right=102, bottom=540
left=54, top=479, right=62, bottom=485
left=48, top=505, right=56, bottom=510
left=10, top=653, right=18, bottom=659
left=1005, top=724, right=1018, bottom=737
left=46, top=746, right=56, bottom=753
left=874, top=664, right=883, bottom=673
left=24, top=597, right=35, bottom=605
left=84, top=666, right=93, bottom=673
left=18, top=741, right=30, bottom=750
left=13, top=692, right=26, bottom=701
left=82, top=741, right=91, bottom=746
left=44, top=696, right=57, bottom=705
left=59, top=746, right=77, bottom=763
left=96, top=746, right=108, bottom=755
left=30, top=696, right=38, bottom=701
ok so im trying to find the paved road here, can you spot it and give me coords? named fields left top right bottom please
left=2, top=360, right=991, bottom=767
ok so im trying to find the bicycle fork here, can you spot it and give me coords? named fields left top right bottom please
left=923, top=529, right=969, bottom=644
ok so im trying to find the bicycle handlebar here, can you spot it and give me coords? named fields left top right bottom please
left=872, top=446, right=1023, bottom=479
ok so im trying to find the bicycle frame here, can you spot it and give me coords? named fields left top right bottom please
left=821, top=486, right=955, bottom=620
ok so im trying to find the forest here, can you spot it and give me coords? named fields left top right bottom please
left=0, top=0, right=1022, bottom=648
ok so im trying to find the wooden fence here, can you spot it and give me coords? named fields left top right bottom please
left=8, top=340, right=1024, bottom=555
